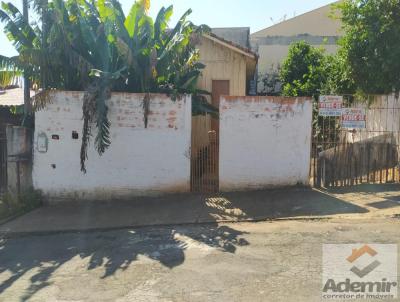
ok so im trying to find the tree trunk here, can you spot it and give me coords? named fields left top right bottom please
left=22, top=0, right=31, bottom=116
left=41, top=0, right=48, bottom=89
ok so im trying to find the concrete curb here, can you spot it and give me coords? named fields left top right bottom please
left=2, top=213, right=396, bottom=239
left=0, top=216, right=329, bottom=239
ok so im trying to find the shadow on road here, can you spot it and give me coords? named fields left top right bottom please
left=203, top=188, right=369, bottom=221
left=0, top=186, right=378, bottom=300
left=0, top=224, right=248, bottom=301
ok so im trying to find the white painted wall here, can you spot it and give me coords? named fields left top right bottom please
left=219, top=96, right=313, bottom=191
left=33, top=91, right=191, bottom=201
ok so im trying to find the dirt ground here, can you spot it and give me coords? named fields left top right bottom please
left=0, top=218, right=400, bottom=302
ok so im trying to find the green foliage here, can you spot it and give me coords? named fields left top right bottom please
left=9, top=105, right=24, bottom=115
left=258, top=66, right=281, bottom=96
left=279, top=41, right=354, bottom=145
left=192, top=94, right=218, bottom=117
left=337, top=0, right=400, bottom=94
left=0, top=2, right=41, bottom=83
left=280, top=41, right=326, bottom=98
left=322, top=51, right=356, bottom=96
left=279, top=0, right=400, bottom=98
left=0, top=70, right=21, bottom=88
left=0, top=0, right=211, bottom=172
left=280, top=41, right=357, bottom=98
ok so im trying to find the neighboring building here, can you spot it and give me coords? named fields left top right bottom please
left=0, top=88, right=28, bottom=132
left=250, top=1, right=342, bottom=93
left=0, top=87, right=29, bottom=193
left=0, top=87, right=25, bottom=107
left=197, top=32, right=257, bottom=98
left=0, top=87, right=35, bottom=124
left=211, top=27, right=251, bottom=49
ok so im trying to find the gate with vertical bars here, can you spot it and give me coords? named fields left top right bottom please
left=190, top=113, right=219, bottom=193
left=190, top=80, right=228, bottom=193
left=311, top=95, right=400, bottom=188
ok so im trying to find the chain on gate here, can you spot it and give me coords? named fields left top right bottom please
left=311, top=95, right=400, bottom=188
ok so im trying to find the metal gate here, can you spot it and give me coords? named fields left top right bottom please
left=191, top=114, right=219, bottom=192
left=190, top=80, right=228, bottom=193
left=0, top=130, right=7, bottom=193
left=311, top=95, right=400, bottom=188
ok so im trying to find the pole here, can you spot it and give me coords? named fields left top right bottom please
left=42, top=0, right=48, bottom=89
left=22, top=0, right=31, bottom=116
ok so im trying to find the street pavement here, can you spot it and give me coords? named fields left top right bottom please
left=0, top=218, right=400, bottom=302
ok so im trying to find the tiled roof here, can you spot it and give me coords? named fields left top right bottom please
left=211, top=27, right=250, bottom=48
left=205, top=32, right=258, bottom=59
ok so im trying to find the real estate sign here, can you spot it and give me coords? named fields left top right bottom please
left=341, top=108, right=366, bottom=129
left=319, top=95, right=343, bottom=117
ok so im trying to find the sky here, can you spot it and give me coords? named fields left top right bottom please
left=0, top=0, right=334, bottom=57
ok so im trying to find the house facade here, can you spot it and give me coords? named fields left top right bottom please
left=197, top=32, right=257, bottom=97
left=192, top=32, right=258, bottom=174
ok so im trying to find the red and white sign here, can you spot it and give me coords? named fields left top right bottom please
left=341, top=108, right=366, bottom=129
left=319, top=95, right=343, bottom=117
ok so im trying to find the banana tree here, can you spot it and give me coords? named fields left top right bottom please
left=0, top=0, right=212, bottom=172
left=0, top=2, right=41, bottom=82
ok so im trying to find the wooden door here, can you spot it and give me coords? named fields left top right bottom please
left=211, top=80, right=230, bottom=135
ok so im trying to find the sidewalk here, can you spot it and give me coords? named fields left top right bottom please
left=1, top=184, right=400, bottom=237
